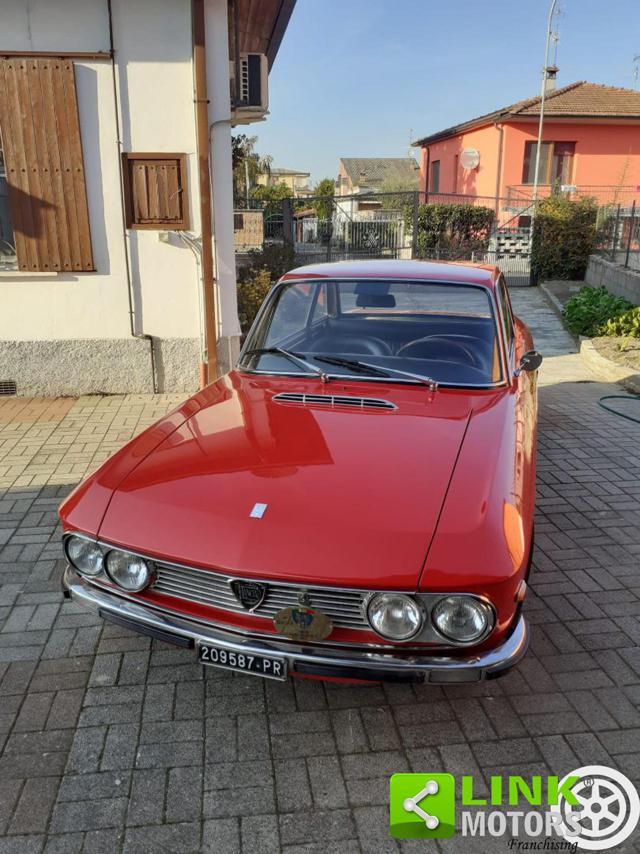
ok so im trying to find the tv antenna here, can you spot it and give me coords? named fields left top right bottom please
left=634, top=55, right=640, bottom=89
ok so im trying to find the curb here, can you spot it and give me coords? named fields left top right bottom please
left=538, top=282, right=579, bottom=348
left=579, top=337, right=640, bottom=394
left=539, top=282, right=566, bottom=322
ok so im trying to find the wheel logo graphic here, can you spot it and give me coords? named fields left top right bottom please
left=550, top=765, right=640, bottom=850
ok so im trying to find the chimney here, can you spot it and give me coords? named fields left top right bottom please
left=544, top=65, right=559, bottom=94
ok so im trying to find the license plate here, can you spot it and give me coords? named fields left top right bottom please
left=198, top=642, right=287, bottom=681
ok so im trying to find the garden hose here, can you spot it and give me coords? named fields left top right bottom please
left=598, top=394, right=640, bottom=425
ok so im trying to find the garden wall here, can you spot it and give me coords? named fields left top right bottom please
left=585, top=256, right=640, bottom=306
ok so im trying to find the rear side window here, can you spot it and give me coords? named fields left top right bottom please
left=497, top=278, right=514, bottom=349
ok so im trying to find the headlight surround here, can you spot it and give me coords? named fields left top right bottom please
left=65, top=535, right=104, bottom=577
left=366, top=592, right=424, bottom=641
left=105, top=550, right=153, bottom=592
left=431, top=595, right=492, bottom=643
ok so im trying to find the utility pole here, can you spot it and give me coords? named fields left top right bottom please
left=532, top=0, right=559, bottom=206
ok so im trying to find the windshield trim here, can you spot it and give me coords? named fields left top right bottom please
left=236, top=366, right=505, bottom=390
left=238, top=276, right=508, bottom=389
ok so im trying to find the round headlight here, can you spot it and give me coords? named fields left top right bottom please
left=366, top=593, right=423, bottom=641
left=432, top=596, right=492, bottom=643
left=105, top=550, right=153, bottom=592
left=65, top=536, right=104, bottom=577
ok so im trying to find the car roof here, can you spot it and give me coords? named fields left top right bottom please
left=280, top=259, right=500, bottom=288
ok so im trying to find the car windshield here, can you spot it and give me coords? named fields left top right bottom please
left=240, top=279, right=503, bottom=387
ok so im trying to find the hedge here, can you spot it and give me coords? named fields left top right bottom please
left=531, top=196, right=598, bottom=283
left=405, top=203, right=495, bottom=257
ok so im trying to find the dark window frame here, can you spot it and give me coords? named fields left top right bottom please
left=430, top=159, right=440, bottom=194
left=522, top=140, right=575, bottom=185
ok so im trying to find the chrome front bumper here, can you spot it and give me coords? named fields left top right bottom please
left=62, top=567, right=529, bottom=683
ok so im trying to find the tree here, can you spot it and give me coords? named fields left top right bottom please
left=379, top=175, right=419, bottom=211
left=232, top=134, right=272, bottom=207
left=250, top=181, right=294, bottom=215
left=311, top=178, right=335, bottom=222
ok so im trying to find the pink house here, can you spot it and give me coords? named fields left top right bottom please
left=412, top=80, right=640, bottom=223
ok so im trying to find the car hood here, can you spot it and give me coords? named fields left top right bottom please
left=98, top=372, right=484, bottom=589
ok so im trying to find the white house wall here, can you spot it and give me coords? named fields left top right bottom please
left=0, top=0, right=205, bottom=394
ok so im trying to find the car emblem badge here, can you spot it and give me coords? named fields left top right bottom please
left=230, top=579, right=267, bottom=611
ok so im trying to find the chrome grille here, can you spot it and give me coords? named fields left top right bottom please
left=273, top=392, right=395, bottom=411
left=153, top=561, right=368, bottom=629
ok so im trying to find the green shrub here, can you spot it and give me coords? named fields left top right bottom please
left=236, top=243, right=295, bottom=332
left=237, top=267, right=272, bottom=332
left=562, top=286, right=633, bottom=336
left=599, top=305, right=640, bottom=338
left=531, top=196, right=598, bottom=282
left=405, top=203, right=495, bottom=257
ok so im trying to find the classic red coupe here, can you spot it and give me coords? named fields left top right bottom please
left=60, top=260, right=541, bottom=684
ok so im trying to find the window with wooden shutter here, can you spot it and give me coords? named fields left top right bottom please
left=0, top=57, right=94, bottom=272
left=122, top=153, right=189, bottom=230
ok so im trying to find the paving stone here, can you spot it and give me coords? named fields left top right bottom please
left=165, top=766, right=203, bottom=822
left=279, top=809, right=357, bottom=845
left=307, top=755, right=349, bottom=808
left=202, top=818, right=240, bottom=854
left=274, top=758, right=313, bottom=812
left=122, top=823, right=201, bottom=854
left=9, top=776, right=60, bottom=834
left=241, top=813, right=280, bottom=854
left=126, top=768, right=166, bottom=826
left=49, top=797, right=128, bottom=833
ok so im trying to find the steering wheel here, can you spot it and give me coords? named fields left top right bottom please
left=397, top=336, right=480, bottom=367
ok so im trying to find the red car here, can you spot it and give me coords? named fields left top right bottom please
left=60, top=260, right=541, bottom=684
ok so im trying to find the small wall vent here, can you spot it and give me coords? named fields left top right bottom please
left=0, top=380, right=17, bottom=396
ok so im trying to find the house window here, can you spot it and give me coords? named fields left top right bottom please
left=430, top=160, right=440, bottom=194
left=122, top=153, right=189, bottom=229
left=0, top=137, right=16, bottom=270
left=453, top=154, right=459, bottom=194
left=0, top=58, right=94, bottom=272
left=522, top=141, right=575, bottom=185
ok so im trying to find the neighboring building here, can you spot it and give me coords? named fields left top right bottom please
left=338, top=157, right=419, bottom=197
left=412, top=78, right=640, bottom=221
left=0, top=0, right=295, bottom=395
left=256, top=167, right=311, bottom=197
left=336, top=157, right=419, bottom=220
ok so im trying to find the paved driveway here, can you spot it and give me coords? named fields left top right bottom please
left=1, top=288, right=640, bottom=853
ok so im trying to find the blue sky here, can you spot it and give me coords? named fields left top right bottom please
left=253, top=0, right=638, bottom=184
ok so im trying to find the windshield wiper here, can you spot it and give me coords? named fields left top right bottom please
left=243, top=347, right=329, bottom=381
left=310, top=355, right=391, bottom=377
left=311, top=355, right=438, bottom=390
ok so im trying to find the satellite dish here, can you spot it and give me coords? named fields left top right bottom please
left=460, top=148, right=480, bottom=170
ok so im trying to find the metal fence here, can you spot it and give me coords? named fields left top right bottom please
left=234, top=188, right=640, bottom=287
left=594, top=200, right=640, bottom=273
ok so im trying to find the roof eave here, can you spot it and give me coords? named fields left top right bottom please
left=412, top=114, right=508, bottom=147
left=266, top=0, right=296, bottom=69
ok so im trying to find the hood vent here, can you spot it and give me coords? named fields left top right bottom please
left=273, top=392, right=396, bottom=411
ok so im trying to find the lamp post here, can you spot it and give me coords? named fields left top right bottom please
left=531, top=0, right=558, bottom=206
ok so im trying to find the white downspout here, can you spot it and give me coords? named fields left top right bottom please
left=204, top=0, right=242, bottom=370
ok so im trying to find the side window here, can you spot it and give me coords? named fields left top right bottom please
left=497, top=278, right=514, bottom=349
left=265, top=283, right=313, bottom=345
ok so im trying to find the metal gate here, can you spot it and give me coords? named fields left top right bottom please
left=239, top=191, right=533, bottom=286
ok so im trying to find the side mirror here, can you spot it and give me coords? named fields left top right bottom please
left=517, top=350, right=543, bottom=374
